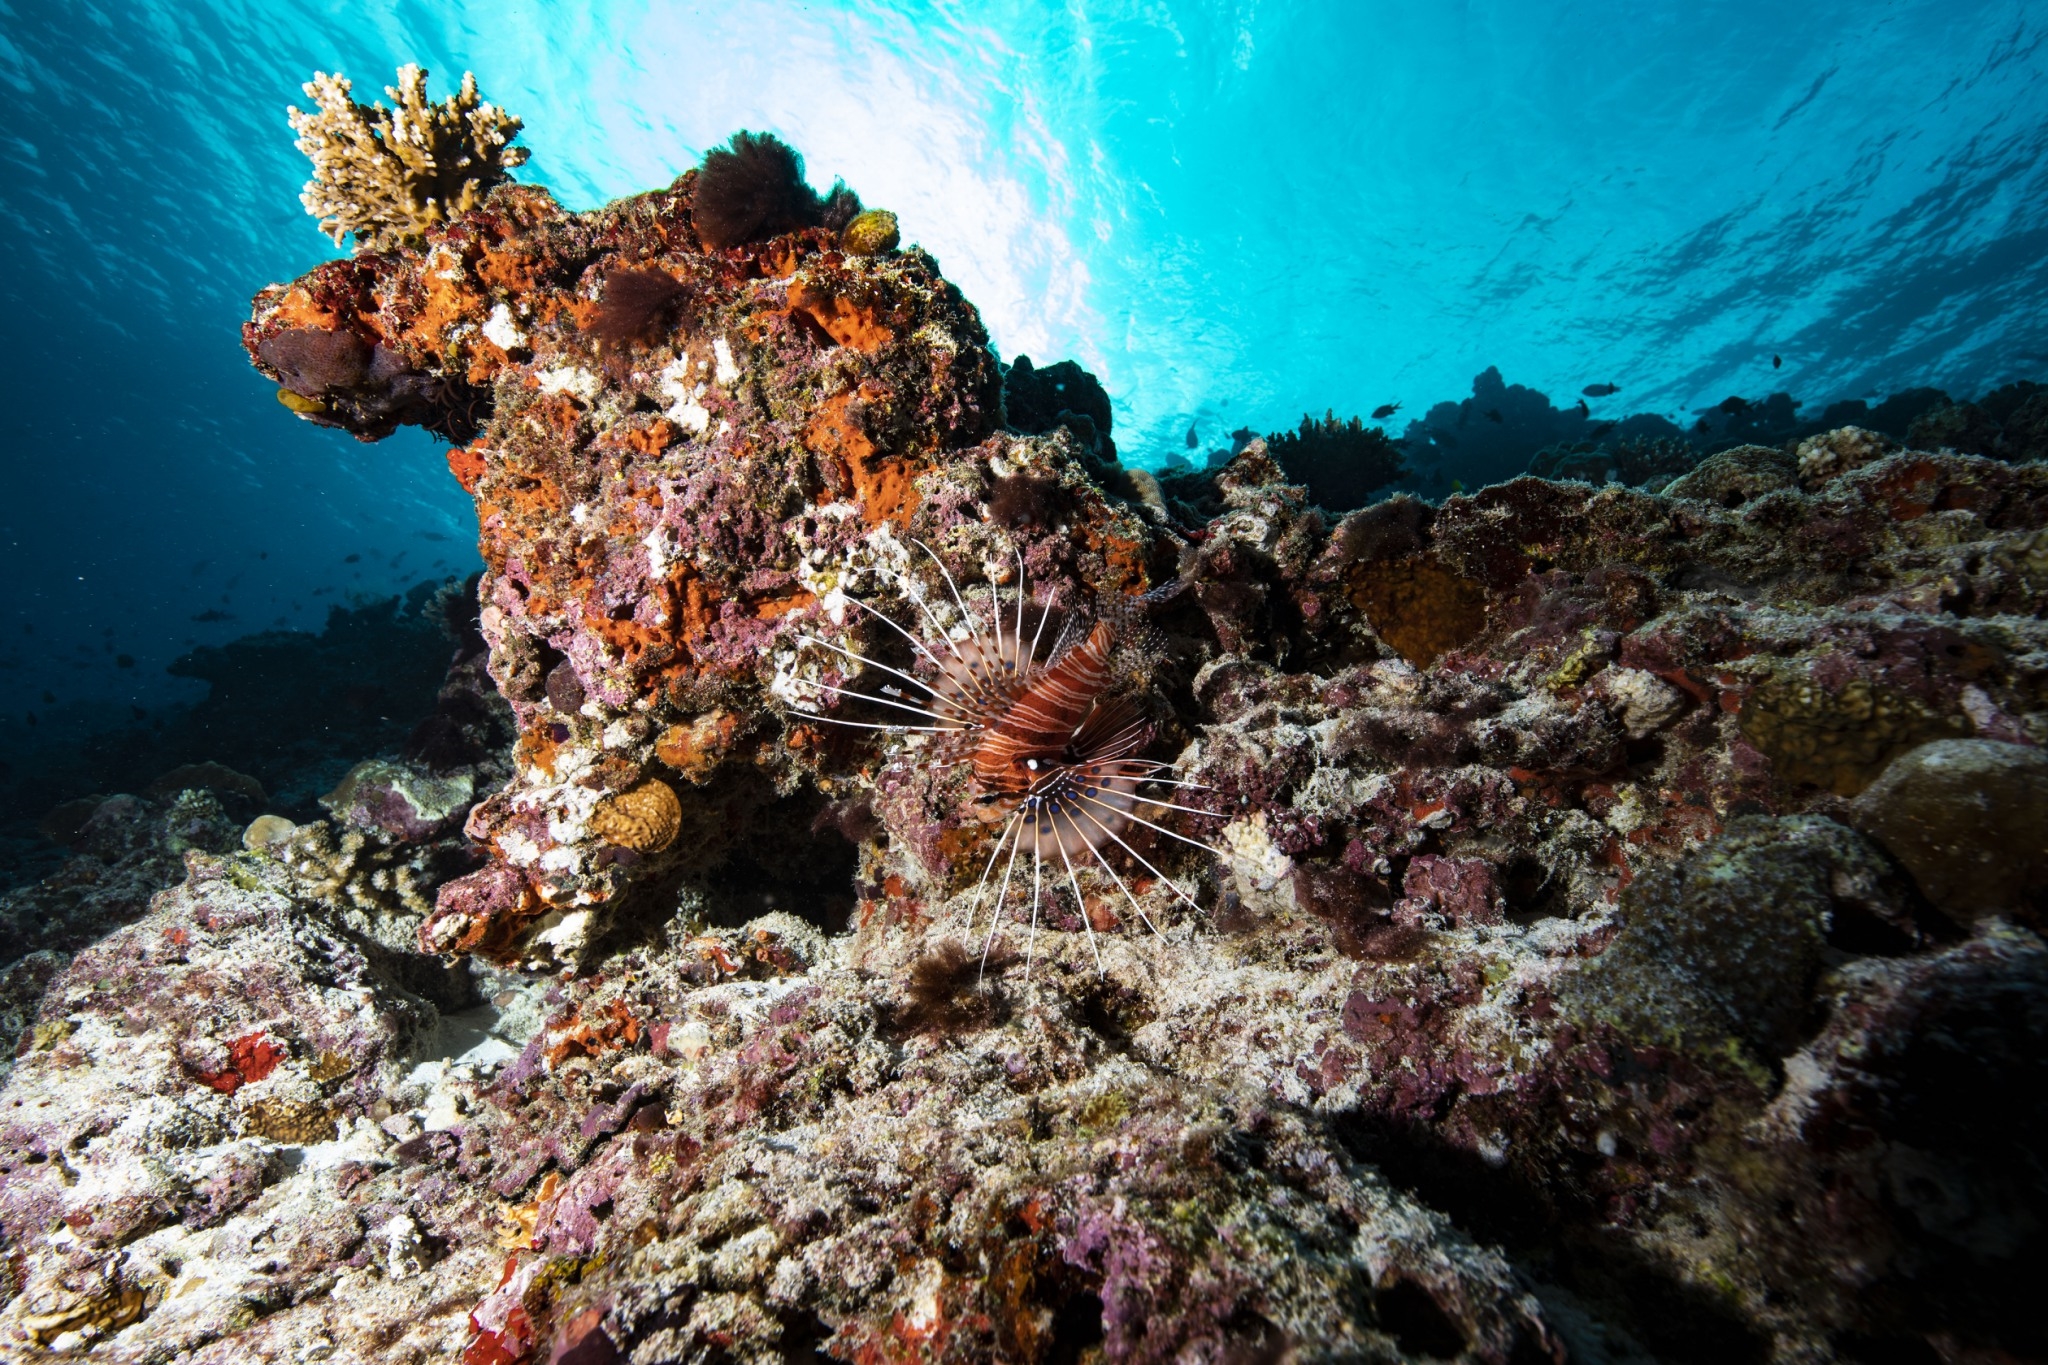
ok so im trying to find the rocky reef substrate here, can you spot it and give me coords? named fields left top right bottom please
left=1, top=160, right=2044, bottom=1364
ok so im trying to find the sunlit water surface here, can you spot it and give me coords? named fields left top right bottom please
left=3, top=0, right=2045, bottom=729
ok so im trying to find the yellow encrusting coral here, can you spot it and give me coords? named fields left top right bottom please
left=591, top=778, right=684, bottom=853
left=840, top=208, right=901, bottom=256
left=288, top=64, right=529, bottom=252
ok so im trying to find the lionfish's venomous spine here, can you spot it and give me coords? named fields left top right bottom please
left=793, top=544, right=1221, bottom=979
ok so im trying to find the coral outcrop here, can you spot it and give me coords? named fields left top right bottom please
left=289, top=65, right=529, bottom=252
left=1268, top=408, right=1410, bottom=511
left=2, top=122, right=2043, bottom=1362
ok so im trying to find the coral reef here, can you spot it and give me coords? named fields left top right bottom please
left=3, top=118, right=2044, bottom=1361
left=1527, top=434, right=1700, bottom=491
left=1268, top=409, right=1409, bottom=511
left=0, top=580, right=492, bottom=866
left=1907, top=379, right=2048, bottom=463
left=1002, top=355, right=1118, bottom=463
left=0, top=785, right=240, bottom=970
left=290, top=65, right=529, bottom=252
left=1405, top=368, right=2041, bottom=505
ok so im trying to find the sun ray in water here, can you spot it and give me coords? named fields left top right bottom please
left=790, top=543, right=1223, bottom=982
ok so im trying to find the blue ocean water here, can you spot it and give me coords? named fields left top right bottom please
left=3, top=0, right=2045, bottom=738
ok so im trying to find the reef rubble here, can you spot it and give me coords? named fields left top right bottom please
left=0, top=138, right=2044, bottom=1365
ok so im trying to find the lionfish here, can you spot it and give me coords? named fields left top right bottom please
left=793, top=546, right=1221, bottom=979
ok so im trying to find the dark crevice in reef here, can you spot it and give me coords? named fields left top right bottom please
left=1336, top=1115, right=1772, bottom=1365
left=588, top=779, right=864, bottom=962
left=1042, top=1292, right=1107, bottom=1364
left=1373, top=1276, right=1473, bottom=1359
left=692, top=786, right=862, bottom=932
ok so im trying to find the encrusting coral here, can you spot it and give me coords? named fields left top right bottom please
left=289, top=64, right=529, bottom=252
left=3, top=85, right=2045, bottom=1364
left=839, top=207, right=900, bottom=256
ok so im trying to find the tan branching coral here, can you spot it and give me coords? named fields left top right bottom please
left=288, top=64, right=529, bottom=251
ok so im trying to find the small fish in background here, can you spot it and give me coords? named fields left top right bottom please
left=344, top=553, right=361, bottom=563
left=1483, top=408, right=1504, bottom=423
left=1371, top=402, right=1401, bottom=419
left=1449, top=478, right=1466, bottom=493
left=1575, top=398, right=1591, bottom=418
left=1582, top=382, right=1621, bottom=397
left=191, top=609, right=234, bottom=622
left=1185, top=424, right=1199, bottom=448
left=1719, top=395, right=1751, bottom=415
left=1589, top=421, right=1616, bottom=438
left=1772, top=354, right=1783, bottom=369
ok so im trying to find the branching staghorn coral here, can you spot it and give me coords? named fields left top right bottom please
left=289, top=64, right=529, bottom=251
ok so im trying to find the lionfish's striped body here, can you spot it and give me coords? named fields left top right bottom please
left=797, top=547, right=1219, bottom=978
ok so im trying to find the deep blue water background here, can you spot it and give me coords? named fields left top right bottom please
left=3, top=0, right=2047, bottom=740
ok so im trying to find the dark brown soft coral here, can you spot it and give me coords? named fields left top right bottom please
left=690, top=130, right=824, bottom=248
left=587, top=266, right=692, bottom=350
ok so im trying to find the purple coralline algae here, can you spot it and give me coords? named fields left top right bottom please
left=0, top=123, right=2043, bottom=1363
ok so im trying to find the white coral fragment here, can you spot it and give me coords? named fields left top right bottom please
left=1220, top=811, right=1294, bottom=891
left=536, top=366, right=601, bottom=402
left=1593, top=666, right=1685, bottom=739
left=657, top=359, right=712, bottom=432
left=481, top=303, right=527, bottom=350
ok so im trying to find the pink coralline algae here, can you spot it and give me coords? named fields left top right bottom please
left=0, top=127, right=2043, bottom=1362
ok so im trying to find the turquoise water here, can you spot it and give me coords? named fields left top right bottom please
left=3, top=0, right=2046, bottom=729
